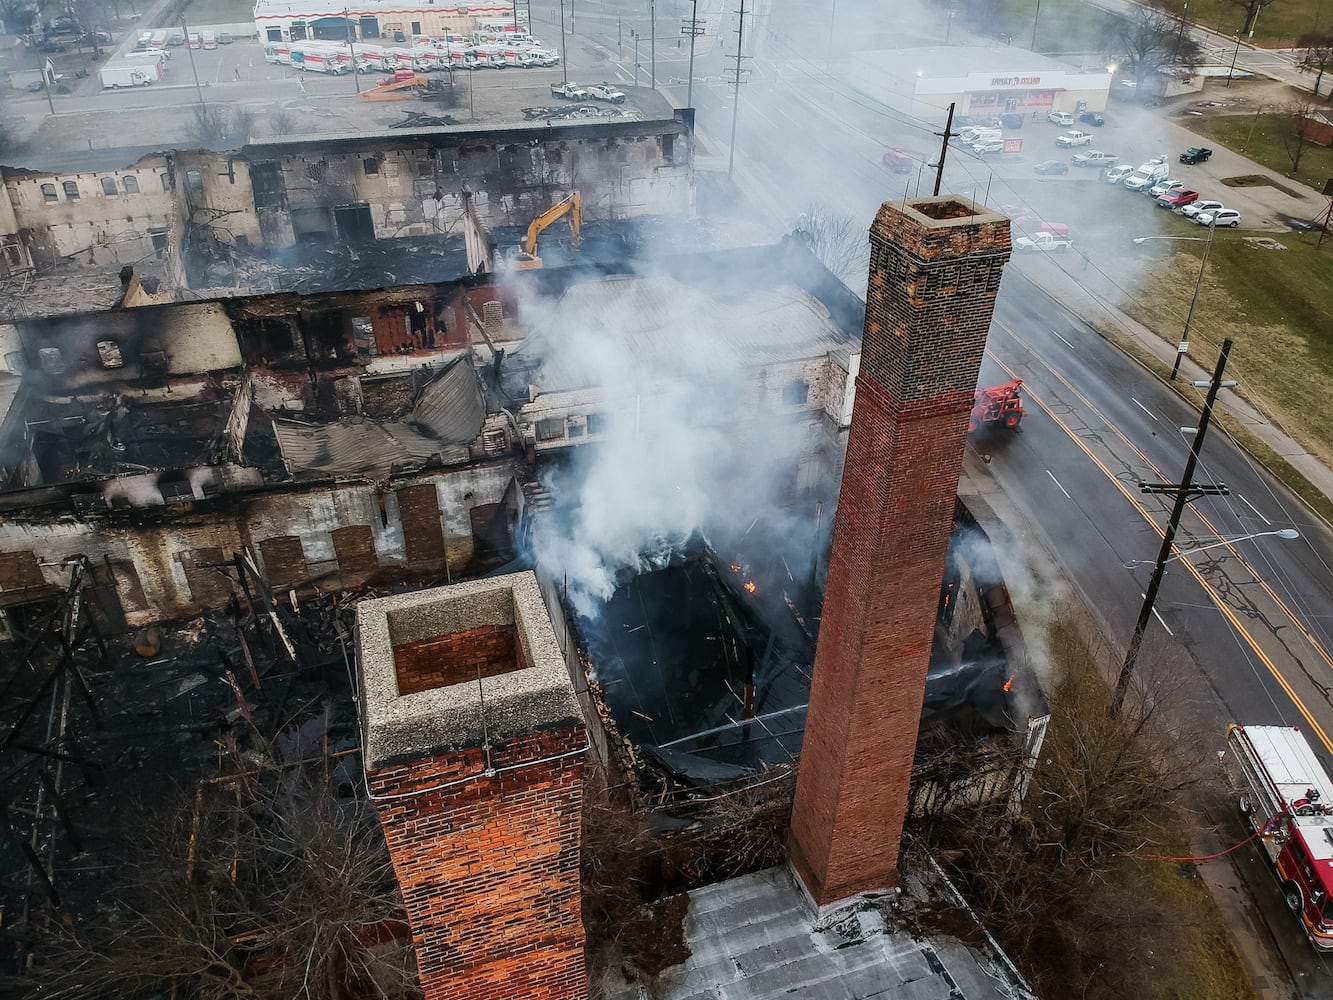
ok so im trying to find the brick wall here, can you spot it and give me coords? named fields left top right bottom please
left=392, top=624, right=522, bottom=695
left=789, top=197, right=1011, bottom=907
left=367, top=725, right=589, bottom=1000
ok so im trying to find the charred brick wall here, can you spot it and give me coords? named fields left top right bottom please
left=788, top=197, right=1010, bottom=908
left=357, top=576, right=589, bottom=1000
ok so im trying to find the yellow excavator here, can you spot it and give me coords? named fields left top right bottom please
left=510, top=194, right=582, bottom=269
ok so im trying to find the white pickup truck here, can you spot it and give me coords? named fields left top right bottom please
left=1055, top=130, right=1094, bottom=148
left=550, top=82, right=589, bottom=100
left=1015, top=232, right=1074, bottom=253
left=586, top=83, right=626, bottom=103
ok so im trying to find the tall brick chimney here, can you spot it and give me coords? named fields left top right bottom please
left=789, top=196, right=1011, bottom=908
left=356, top=572, right=589, bottom=1000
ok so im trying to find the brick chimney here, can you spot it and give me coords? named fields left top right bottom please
left=356, top=572, right=589, bottom=1000
left=789, top=196, right=1011, bottom=908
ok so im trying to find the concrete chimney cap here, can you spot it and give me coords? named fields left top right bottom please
left=355, top=571, right=581, bottom=770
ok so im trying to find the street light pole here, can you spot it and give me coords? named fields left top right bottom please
left=1227, top=33, right=1241, bottom=85
left=1171, top=216, right=1216, bottom=380
left=825, top=0, right=837, bottom=71
left=1030, top=0, right=1042, bottom=50
left=1112, top=338, right=1233, bottom=716
left=344, top=8, right=360, bottom=95
left=180, top=14, right=207, bottom=109
left=632, top=30, right=639, bottom=86
left=1125, top=529, right=1299, bottom=567
left=651, top=0, right=656, bottom=90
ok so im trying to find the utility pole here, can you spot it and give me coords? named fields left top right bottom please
left=180, top=14, right=207, bottom=109
left=1030, top=0, right=1042, bottom=50
left=1175, top=2, right=1188, bottom=59
left=825, top=0, right=837, bottom=71
left=559, top=0, right=568, bottom=83
left=1171, top=217, right=1216, bottom=380
left=345, top=8, right=360, bottom=95
left=1227, top=32, right=1242, bottom=85
left=618, top=16, right=622, bottom=57
left=726, top=0, right=750, bottom=180
left=40, top=58, right=56, bottom=115
left=932, top=102, right=957, bottom=197
left=632, top=30, right=640, bottom=86
left=651, top=0, right=656, bottom=90
left=1112, top=339, right=1234, bottom=715
left=682, top=0, right=703, bottom=108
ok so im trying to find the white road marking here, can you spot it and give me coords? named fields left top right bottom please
left=1051, top=330, right=1076, bottom=350
left=1047, top=470, right=1072, bottom=499
left=1240, top=495, right=1271, bottom=525
left=1142, top=594, right=1176, bottom=636
left=1131, top=397, right=1158, bottom=422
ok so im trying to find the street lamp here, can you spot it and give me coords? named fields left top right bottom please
left=631, top=29, right=640, bottom=86
left=1172, top=216, right=1216, bottom=379
left=1123, top=529, right=1299, bottom=567
left=945, top=9, right=955, bottom=44
left=1227, top=33, right=1242, bottom=86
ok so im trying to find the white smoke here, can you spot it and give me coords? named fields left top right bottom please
left=508, top=265, right=829, bottom=618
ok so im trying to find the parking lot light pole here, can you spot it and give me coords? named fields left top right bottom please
left=1171, top=216, right=1216, bottom=380
left=1111, top=339, right=1233, bottom=716
left=344, top=9, right=360, bottom=94
left=559, top=0, right=568, bottom=83
left=180, top=15, right=207, bottom=109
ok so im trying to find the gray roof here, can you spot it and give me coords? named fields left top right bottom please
left=527, top=275, right=854, bottom=394
left=860, top=45, right=1081, bottom=79
left=273, top=358, right=485, bottom=476
left=602, top=862, right=1034, bottom=999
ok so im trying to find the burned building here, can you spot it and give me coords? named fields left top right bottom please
left=0, top=109, right=694, bottom=319
left=0, top=174, right=1043, bottom=994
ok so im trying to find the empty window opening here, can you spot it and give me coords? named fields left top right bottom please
left=363, top=157, right=379, bottom=175
left=122, top=176, right=139, bottom=194
left=41, top=183, right=57, bottom=202
left=536, top=417, right=564, bottom=442
left=100, top=177, right=118, bottom=196
left=784, top=379, right=810, bottom=406
left=62, top=181, right=79, bottom=200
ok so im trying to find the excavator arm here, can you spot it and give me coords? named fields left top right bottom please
left=514, top=194, right=582, bottom=269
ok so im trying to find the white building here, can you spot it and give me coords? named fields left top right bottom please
left=252, top=0, right=518, bottom=43
left=849, top=47, right=1113, bottom=123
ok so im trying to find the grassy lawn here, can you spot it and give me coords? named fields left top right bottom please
left=179, top=0, right=254, bottom=27
left=1120, top=228, right=1333, bottom=470
left=1193, top=112, right=1333, bottom=188
left=996, top=0, right=1125, bottom=54
left=1157, top=0, right=1324, bottom=47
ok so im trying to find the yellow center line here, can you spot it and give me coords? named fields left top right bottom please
left=987, top=344, right=1333, bottom=755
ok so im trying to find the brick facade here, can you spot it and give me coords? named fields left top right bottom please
left=789, top=198, right=1011, bottom=907
left=392, top=624, right=522, bottom=695
left=357, top=575, right=589, bottom=1000
left=366, top=726, right=588, bottom=1000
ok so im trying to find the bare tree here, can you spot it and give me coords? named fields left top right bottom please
left=924, top=613, right=1204, bottom=997
left=189, top=104, right=258, bottom=146
left=1297, top=31, right=1333, bottom=96
left=1115, top=2, right=1204, bottom=97
left=793, top=204, right=870, bottom=284
left=1281, top=99, right=1321, bottom=174
left=10, top=759, right=419, bottom=1000
left=0, top=0, right=36, bottom=35
left=1223, top=0, right=1280, bottom=38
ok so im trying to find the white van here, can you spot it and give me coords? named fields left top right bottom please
left=201, top=30, right=217, bottom=49
left=149, top=29, right=167, bottom=47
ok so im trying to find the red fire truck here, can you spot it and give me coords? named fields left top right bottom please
left=1228, top=724, right=1333, bottom=950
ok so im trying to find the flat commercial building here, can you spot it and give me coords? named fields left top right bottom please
left=252, top=0, right=518, bottom=42
left=849, top=46, right=1112, bottom=122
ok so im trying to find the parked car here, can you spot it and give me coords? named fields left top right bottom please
left=80, top=30, right=112, bottom=44
left=1033, top=159, right=1069, bottom=175
left=1147, top=179, right=1185, bottom=198
left=217, top=31, right=233, bottom=44
left=1000, top=112, right=1024, bottom=129
left=35, top=39, right=66, bottom=52
left=1195, top=208, right=1241, bottom=227
left=1181, top=199, right=1224, bottom=218
left=26, top=79, right=45, bottom=91
left=1079, top=110, right=1105, bottom=126
left=1055, top=130, right=1094, bottom=148
left=1071, top=150, right=1117, bottom=167
left=1048, top=111, right=1074, bottom=126
left=1157, top=189, right=1199, bottom=208
left=972, top=138, right=1005, bottom=155
left=1103, top=164, right=1135, bottom=184
left=1015, top=231, right=1074, bottom=253
left=1179, top=146, right=1213, bottom=164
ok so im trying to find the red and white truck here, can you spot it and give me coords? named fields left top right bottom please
left=1228, top=724, right=1333, bottom=950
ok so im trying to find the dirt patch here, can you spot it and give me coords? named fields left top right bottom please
left=1222, top=174, right=1303, bottom=196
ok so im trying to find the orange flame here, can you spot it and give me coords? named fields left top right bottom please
left=1003, top=675, right=1014, bottom=693
left=744, top=581, right=757, bottom=594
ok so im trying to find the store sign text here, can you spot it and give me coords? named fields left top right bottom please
left=990, top=76, right=1042, bottom=86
